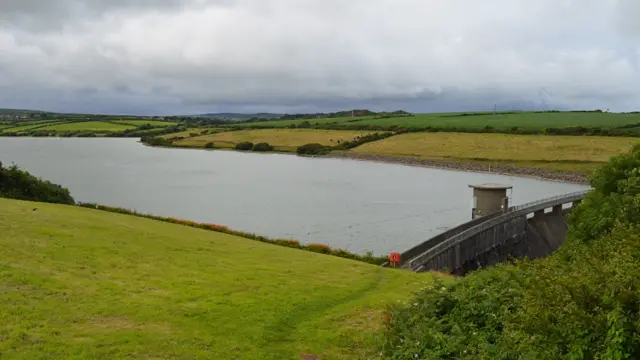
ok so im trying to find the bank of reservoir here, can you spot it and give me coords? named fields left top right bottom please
left=0, top=138, right=588, bottom=254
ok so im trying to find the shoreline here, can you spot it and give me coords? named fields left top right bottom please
left=141, top=140, right=590, bottom=185
left=325, top=153, right=590, bottom=185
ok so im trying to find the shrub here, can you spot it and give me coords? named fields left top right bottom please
left=297, top=143, right=332, bottom=155
left=235, top=142, right=254, bottom=151
left=203, top=142, right=215, bottom=149
left=380, top=145, right=640, bottom=359
left=332, top=132, right=394, bottom=150
left=0, top=162, right=75, bottom=205
left=252, top=142, right=274, bottom=152
left=307, top=243, right=331, bottom=254
left=141, top=136, right=173, bottom=146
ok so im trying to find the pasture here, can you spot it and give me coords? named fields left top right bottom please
left=158, top=128, right=223, bottom=139
left=350, top=111, right=640, bottom=130
left=113, top=120, right=179, bottom=127
left=351, top=132, right=639, bottom=173
left=39, top=121, right=136, bottom=132
left=0, top=121, right=69, bottom=134
left=0, top=198, right=432, bottom=360
left=229, top=116, right=378, bottom=128
left=229, top=111, right=640, bottom=131
left=173, top=129, right=374, bottom=151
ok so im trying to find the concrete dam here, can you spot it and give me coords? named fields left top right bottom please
left=390, top=184, right=589, bottom=275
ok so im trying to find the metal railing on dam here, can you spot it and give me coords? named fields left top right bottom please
left=393, top=189, right=590, bottom=273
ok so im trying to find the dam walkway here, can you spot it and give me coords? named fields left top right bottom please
left=390, top=189, right=590, bottom=275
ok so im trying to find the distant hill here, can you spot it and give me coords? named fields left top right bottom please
left=191, top=113, right=283, bottom=120
left=0, top=108, right=46, bottom=114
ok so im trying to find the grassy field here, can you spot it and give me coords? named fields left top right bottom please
left=40, top=121, right=136, bottom=132
left=351, top=112, right=640, bottom=130
left=229, top=117, right=378, bottom=128
left=351, top=132, right=639, bottom=173
left=0, top=120, right=177, bottom=135
left=230, top=112, right=640, bottom=131
left=0, top=121, right=69, bottom=133
left=0, top=198, right=435, bottom=360
left=174, top=129, right=374, bottom=151
left=113, top=120, right=179, bottom=127
left=158, top=128, right=224, bottom=139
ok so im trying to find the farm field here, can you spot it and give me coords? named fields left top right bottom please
left=0, top=121, right=69, bottom=133
left=229, top=116, right=378, bottom=128
left=350, top=112, right=640, bottom=130
left=173, top=129, right=374, bottom=151
left=158, top=128, right=224, bottom=139
left=0, top=119, right=61, bottom=126
left=40, top=121, right=136, bottom=132
left=0, top=198, right=432, bottom=360
left=113, top=120, right=179, bottom=127
left=0, top=121, right=135, bottom=134
left=231, top=111, right=640, bottom=131
left=351, top=132, right=639, bottom=173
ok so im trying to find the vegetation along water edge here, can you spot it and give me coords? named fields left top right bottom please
left=0, top=161, right=387, bottom=264
left=4, top=108, right=640, bottom=182
left=379, top=144, right=640, bottom=359
left=142, top=128, right=638, bottom=184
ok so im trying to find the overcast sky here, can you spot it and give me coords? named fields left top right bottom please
left=0, top=0, right=639, bottom=115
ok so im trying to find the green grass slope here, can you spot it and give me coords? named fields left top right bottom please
left=0, top=198, right=432, bottom=360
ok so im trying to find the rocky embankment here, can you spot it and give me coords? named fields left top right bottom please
left=327, top=153, right=589, bottom=185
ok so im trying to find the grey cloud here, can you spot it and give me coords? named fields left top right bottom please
left=1, top=0, right=191, bottom=17
left=0, top=0, right=639, bottom=114
left=0, top=0, right=233, bottom=32
left=617, top=0, right=640, bottom=36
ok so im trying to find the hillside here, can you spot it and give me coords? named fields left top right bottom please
left=0, top=198, right=433, bottom=360
left=193, top=113, right=283, bottom=120
left=380, top=144, right=640, bottom=359
left=229, top=110, right=640, bottom=133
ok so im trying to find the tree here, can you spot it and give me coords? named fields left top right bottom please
left=252, top=143, right=274, bottom=152
left=296, top=143, right=331, bottom=155
left=235, top=142, right=254, bottom=151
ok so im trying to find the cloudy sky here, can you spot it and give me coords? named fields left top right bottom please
left=0, top=0, right=639, bottom=115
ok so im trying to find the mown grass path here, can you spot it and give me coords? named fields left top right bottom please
left=0, top=199, right=434, bottom=360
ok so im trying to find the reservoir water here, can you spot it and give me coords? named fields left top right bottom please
left=0, top=138, right=589, bottom=255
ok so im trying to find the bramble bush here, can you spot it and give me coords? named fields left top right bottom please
left=380, top=145, right=640, bottom=359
